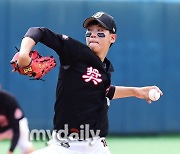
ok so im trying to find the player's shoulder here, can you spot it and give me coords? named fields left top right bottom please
left=61, top=34, right=87, bottom=47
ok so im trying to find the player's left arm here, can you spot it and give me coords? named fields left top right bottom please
left=17, top=37, right=36, bottom=67
left=112, top=86, right=163, bottom=104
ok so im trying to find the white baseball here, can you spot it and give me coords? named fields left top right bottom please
left=148, top=89, right=160, bottom=101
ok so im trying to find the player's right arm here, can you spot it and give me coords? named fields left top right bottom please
left=112, top=86, right=163, bottom=103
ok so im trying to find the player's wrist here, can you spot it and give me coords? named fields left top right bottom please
left=17, top=55, right=31, bottom=67
left=17, top=59, right=32, bottom=68
left=132, top=87, right=141, bottom=98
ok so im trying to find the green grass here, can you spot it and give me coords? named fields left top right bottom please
left=107, top=135, right=180, bottom=154
left=0, top=139, right=47, bottom=154
left=1, top=135, right=180, bottom=154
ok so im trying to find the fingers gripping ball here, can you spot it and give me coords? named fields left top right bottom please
left=10, top=50, right=56, bottom=80
left=148, top=89, right=161, bottom=101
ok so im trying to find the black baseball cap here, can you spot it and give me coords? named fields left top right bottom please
left=83, top=11, right=117, bottom=34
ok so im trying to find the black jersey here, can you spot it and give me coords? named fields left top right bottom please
left=0, top=90, right=24, bottom=152
left=25, top=27, right=115, bottom=138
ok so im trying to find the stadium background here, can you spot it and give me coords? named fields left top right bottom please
left=0, top=0, right=180, bottom=137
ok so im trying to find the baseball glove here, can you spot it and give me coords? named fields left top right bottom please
left=10, top=50, right=56, bottom=80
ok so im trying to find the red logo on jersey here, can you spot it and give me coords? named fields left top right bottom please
left=82, top=67, right=102, bottom=85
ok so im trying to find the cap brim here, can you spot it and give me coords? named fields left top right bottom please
left=83, top=17, right=109, bottom=30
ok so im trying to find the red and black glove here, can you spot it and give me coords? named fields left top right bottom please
left=10, top=50, right=56, bottom=80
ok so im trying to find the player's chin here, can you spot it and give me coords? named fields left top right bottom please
left=88, top=45, right=100, bottom=53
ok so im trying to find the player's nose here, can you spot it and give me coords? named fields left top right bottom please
left=90, top=31, right=97, bottom=38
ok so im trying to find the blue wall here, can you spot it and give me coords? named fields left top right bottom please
left=0, top=0, right=180, bottom=134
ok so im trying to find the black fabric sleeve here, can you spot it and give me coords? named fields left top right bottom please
left=24, top=27, right=63, bottom=52
left=9, top=121, right=20, bottom=152
left=24, top=27, right=82, bottom=65
left=106, top=86, right=115, bottom=100
left=7, top=104, right=21, bottom=152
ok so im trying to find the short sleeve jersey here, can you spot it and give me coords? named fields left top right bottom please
left=25, top=27, right=115, bottom=138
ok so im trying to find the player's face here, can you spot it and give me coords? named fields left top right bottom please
left=85, top=24, right=116, bottom=55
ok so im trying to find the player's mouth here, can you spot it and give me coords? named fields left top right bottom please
left=89, top=41, right=99, bottom=45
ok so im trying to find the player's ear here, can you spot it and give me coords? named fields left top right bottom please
left=110, top=34, right=116, bottom=44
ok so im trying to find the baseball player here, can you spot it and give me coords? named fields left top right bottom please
left=0, top=88, right=35, bottom=154
left=12, top=11, right=163, bottom=154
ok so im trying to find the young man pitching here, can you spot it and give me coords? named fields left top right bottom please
left=13, top=11, right=163, bottom=154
